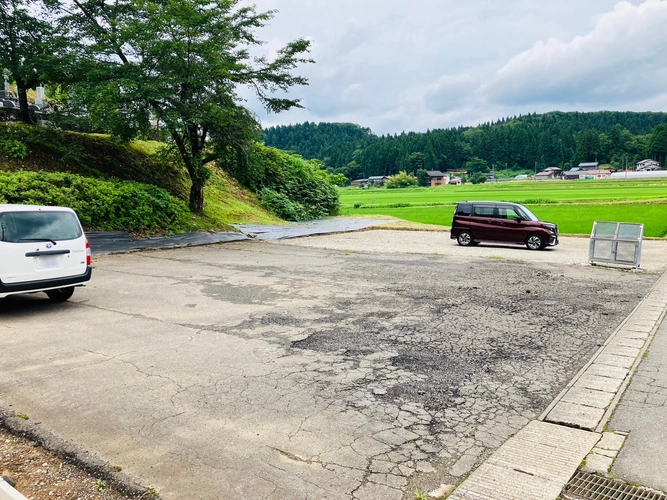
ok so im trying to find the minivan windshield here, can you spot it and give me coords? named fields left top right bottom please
left=516, top=205, right=539, bottom=221
left=0, top=211, right=82, bottom=243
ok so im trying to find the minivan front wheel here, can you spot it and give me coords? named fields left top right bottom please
left=457, top=231, right=474, bottom=246
left=46, top=287, right=75, bottom=302
left=525, top=234, right=545, bottom=250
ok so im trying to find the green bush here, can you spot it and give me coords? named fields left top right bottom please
left=0, top=171, right=190, bottom=233
left=385, top=171, right=417, bottom=189
left=470, top=172, right=487, bottom=184
left=0, top=123, right=189, bottom=199
left=259, top=188, right=308, bottom=221
left=0, top=139, right=29, bottom=160
left=222, top=143, right=340, bottom=221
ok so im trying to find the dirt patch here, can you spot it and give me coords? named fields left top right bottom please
left=0, top=426, right=151, bottom=500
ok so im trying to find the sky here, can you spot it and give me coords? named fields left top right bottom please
left=243, top=0, right=667, bottom=135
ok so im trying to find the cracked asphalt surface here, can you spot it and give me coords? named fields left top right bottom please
left=0, top=240, right=658, bottom=499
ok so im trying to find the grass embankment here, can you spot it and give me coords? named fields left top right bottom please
left=339, top=180, right=667, bottom=237
left=0, top=124, right=279, bottom=233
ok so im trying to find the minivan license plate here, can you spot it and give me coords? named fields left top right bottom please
left=36, top=255, right=61, bottom=270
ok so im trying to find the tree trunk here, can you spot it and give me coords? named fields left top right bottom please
left=16, top=82, right=33, bottom=124
left=189, top=176, right=205, bottom=213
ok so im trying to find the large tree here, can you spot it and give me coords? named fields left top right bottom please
left=0, top=0, right=54, bottom=123
left=649, top=124, right=667, bottom=167
left=576, top=129, right=601, bottom=164
left=59, top=0, right=312, bottom=211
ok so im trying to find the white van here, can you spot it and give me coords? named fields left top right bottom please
left=0, top=205, right=92, bottom=301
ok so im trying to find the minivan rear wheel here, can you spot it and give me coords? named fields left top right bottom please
left=525, top=234, right=545, bottom=250
left=457, top=231, right=474, bottom=246
left=46, top=287, right=75, bottom=302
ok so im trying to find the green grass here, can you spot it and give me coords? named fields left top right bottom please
left=1, top=124, right=280, bottom=234
left=340, top=180, right=667, bottom=237
left=194, top=169, right=281, bottom=227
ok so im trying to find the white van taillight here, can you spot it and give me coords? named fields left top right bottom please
left=86, top=238, right=92, bottom=266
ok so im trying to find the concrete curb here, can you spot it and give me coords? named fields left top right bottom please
left=0, top=478, right=28, bottom=500
left=0, top=409, right=153, bottom=499
left=447, top=270, right=667, bottom=500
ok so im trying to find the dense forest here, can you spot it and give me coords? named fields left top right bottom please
left=263, top=112, right=667, bottom=180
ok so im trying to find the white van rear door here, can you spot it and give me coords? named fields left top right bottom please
left=0, top=210, right=88, bottom=284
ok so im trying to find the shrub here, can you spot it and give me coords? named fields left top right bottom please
left=329, top=173, right=349, bottom=187
left=0, top=171, right=190, bottom=233
left=259, top=188, right=308, bottom=221
left=385, top=171, right=417, bottom=188
left=0, top=123, right=189, bottom=199
left=470, top=172, right=487, bottom=184
left=221, top=143, right=340, bottom=221
left=0, top=139, right=29, bottom=160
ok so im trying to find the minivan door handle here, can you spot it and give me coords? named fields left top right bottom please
left=25, top=249, right=71, bottom=257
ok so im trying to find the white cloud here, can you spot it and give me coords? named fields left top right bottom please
left=483, top=0, right=667, bottom=106
left=246, top=0, right=666, bottom=134
left=424, top=74, right=480, bottom=114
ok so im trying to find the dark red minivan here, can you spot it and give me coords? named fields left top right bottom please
left=450, top=201, right=558, bottom=250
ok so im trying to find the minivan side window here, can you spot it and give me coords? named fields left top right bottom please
left=498, top=207, right=520, bottom=220
left=472, top=205, right=495, bottom=218
left=455, top=203, right=472, bottom=216
left=0, top=211, right=82, bottom=243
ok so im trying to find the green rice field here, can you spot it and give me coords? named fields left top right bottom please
left=339, top=179, right=667, bottom=237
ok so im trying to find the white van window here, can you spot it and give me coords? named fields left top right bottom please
left=0, top=211, right=82, bottom=243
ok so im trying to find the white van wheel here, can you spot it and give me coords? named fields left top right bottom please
left=46, top=287, right=75, bottom=302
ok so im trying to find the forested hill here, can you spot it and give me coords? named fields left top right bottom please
left=262, top=111, right=667, bottom=180
left=263, top=122, right=374, bottom=170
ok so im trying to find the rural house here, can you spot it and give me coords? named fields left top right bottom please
left=367, top=176, right=391, bottom=186
left=426, top=170, right=449, bottom=186
left=564, top=169, right=611, bottom=180
left=563, top=169, right=582, bottom=180
left=535, top=167, right=562, bottom=180
left=636, top=159, right=661, bottom=171
left=577, top=162, right=600, bottom=170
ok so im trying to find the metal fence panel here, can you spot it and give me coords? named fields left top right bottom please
left=589, top=221, right=644, bottom=268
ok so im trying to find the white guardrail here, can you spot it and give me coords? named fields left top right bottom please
left=589, top=221, right=644, bottom=269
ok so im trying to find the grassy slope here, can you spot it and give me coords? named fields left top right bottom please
left=0, top=125, right=280, bottom=231
left=339, top=180, right=667, bottom=237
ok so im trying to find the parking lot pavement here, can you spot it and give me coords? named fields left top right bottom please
left=279, top=230, right=667, bottom=274
left=0, top=241, right=658, bottom=499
